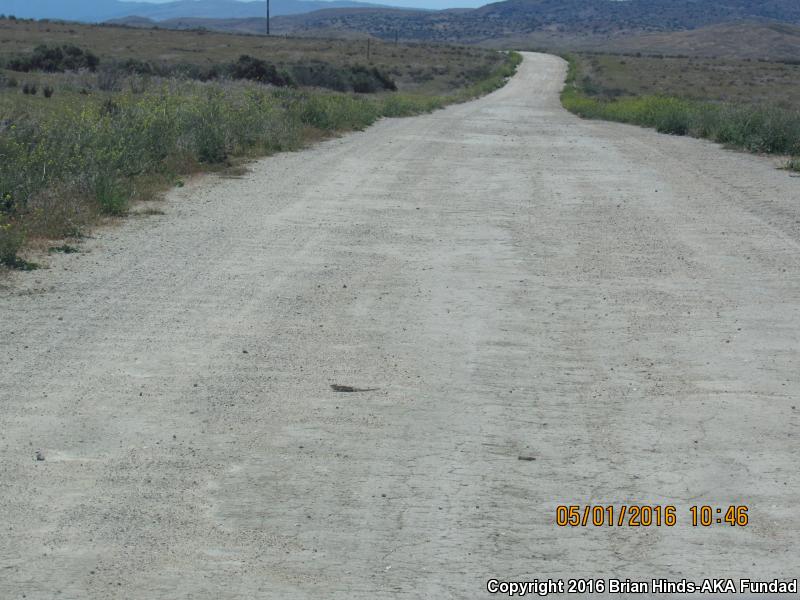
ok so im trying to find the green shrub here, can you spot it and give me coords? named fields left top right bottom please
left=290, top=63, right=350, bottom=92
left=92, top=175, right=129, bottom=215
left=229, top=55, right=292, bottom=87
left=75, top=56, right=400, bottom=95
left=7, top=44, right=99, bottom=73
left=350, top=65, right=397, bottom=93
left=172, top=62, right=223, bottom=82
left=289, top=63, right=397, bottom=93
left=0, top=218, right=26, bottom=268
left=117, top=58, right=160, bottom=76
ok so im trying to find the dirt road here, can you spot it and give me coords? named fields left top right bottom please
left=1, top=53, right=798, bottom=598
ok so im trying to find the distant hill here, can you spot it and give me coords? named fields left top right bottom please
left=20, top=0, right=800, bottom=51
left=484, top=21, right=800, bottom=61
left=597, top=21, right=800, bottom=61
left=108, top=6, right=424, bottom=36
left=122, top=12, right=799, bottom=62
left=267, top=0, right=800, bottom=43
left=0, top=0, right=390, bottom=22
left=108, top=15, right=274, bottom=34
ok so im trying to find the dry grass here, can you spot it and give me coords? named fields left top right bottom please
left=571, top=53, right=800, bottom=109
left=502, top=21, right=800, bottom=63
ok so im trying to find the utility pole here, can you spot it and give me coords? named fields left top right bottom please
left=367, top=37, right=371, bottom=62
left=266, top=0, right=270, bottom=35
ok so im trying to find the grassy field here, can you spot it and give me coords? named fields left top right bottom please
left=572, top=52, right=800, bottom=108
left=0, top=18, right=507, bottom=95
left=500, top=21, right=800, bottom=62
left=562, top=53, right=800, bottom=172
left=0, top=17, right=520, bottom=269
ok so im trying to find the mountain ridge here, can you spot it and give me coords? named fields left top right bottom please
left=0, top=0, right=392, bottom=22
left=7, top=0, right=800, bottom=48
left=268, top=0, right=800, bottom=42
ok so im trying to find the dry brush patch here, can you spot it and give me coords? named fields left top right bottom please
left=0, top=17, right=507, bottom=95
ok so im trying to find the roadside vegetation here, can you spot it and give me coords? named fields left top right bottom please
left=561, top=53, right=800, bottom=172
left=0, top=18, right=509, bottom=95
left=0, top=17, right=521, bottom=269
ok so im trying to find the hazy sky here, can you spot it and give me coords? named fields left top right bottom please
left=130, top=0, right=491, bottom=10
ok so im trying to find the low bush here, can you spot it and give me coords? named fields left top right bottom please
left=6, top=44, right=99, bottom=73
left=97, top=67, right=123, bottom=92
left=350, top=65, right=397, bottom=93
left=103, top=55, right=397, bottom=94
left=0, top=218, right=26, bottom=268
left=228, top=55, right=293, bottom=87
left=289, top=63, right=350, bottom=92
left=289, top=63, right=397, bottom=93
left=117, top=58, right=160, bottom=76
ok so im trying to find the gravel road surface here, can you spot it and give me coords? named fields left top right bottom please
left=1, top=53, right=798, bottom=598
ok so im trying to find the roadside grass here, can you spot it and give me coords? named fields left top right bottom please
left=561, top=55, right=800, bottom=160
left=0, top=49, right=521, bottom=268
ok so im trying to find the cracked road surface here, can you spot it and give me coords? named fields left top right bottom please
left=1, top=53, right=798, bottom=598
